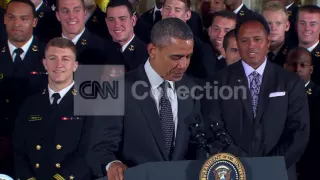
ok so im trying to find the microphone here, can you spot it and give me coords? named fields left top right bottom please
left=188, top=116, right=212, bottom=158
left=210, top=122, right=231, bottom=152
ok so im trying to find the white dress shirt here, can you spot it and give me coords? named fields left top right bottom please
left=305, top=81, right=310, bottom=87
left=153, top=5, right=162, bottom=22
left=8, top=36, right=34, bottom=62
left=48, top=81, right=75, bottom=104
left=35, top=1, right=43, bottom=11
left=286, top=2, right=294, bottom=9
left=62, top=28, right=86, bottom=45
left=307, top=41, right=319, bottom=52
left=241, top=58, right=267, bottom=88
left=233, top=3, right=244, bottom=14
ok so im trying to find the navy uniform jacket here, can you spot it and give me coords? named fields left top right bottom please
left=268, top=42, right=289, bottom=67
left=286, top=3, right=299, bottom=48
left=236, top=4, right=258, bottom=23
left=86, top=6, right=112, bottom=40
left=34, top=2, right=52, bottom=41
left=0, top=8, right=7, bottom=45
left=0, top=38, right=47, bottom=138
left=74, top=29, right=121, bottom=65
left=120, top=35, right=149, bottom=71
left=134, top=12, right=153, bottom=44
left=203, top=60, right=309, bottom=179
left=310, top=43, right=320, bottom=85
left=13, top=86, right=93, bottom=180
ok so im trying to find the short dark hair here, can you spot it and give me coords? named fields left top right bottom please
left=164, top=0, right=191, bottom=10
left=5, top=0, right=36, bottom=18
left=296, top=5, right=320, bottom=21
left=45, top=37, right=77, bottom=59
left=223, top=29, right=236, bottom=50
left=106, top=0, right=134, bottom=17
left=151, top=17, right=193, bottom=48
left=56, top=0, right=85, bottom=12
left=234, top=13, right=270, bottom=39
left=210, top=10, right=237, bottom=27
left=286, top=46, right=312, bottom=65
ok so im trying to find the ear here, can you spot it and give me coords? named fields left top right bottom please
left=73, top=61, right=78, bottom=72
left=185, top=10, right=191, bottom=21
left=84, top=9, right=88, bottom=18
left=285, top=20, right=290, bottom=32
left=55, top=11, right=60, bottom=22
left=42, top=58, right=48, bottom=71
left=33, top=17, right=38, bottom=28
left=132, top=14, right=137, bottom=27
left=310, top=64, right=314, bottom=74
left=147, top=43, right=157, bottom=59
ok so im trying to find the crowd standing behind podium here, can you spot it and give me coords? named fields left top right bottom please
left=0, top=0, right=319, bottom=179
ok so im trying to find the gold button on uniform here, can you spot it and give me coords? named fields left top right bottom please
left=56, top=163, right=61, bottom=168
left=36, top=145, right=41, bottom=150
left=35, top=163, right=39, bottom=168
left=56, top=144, right=62, bottom=150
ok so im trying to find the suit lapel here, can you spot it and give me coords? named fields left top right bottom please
left=255, top=61, right=275, bottom=123
left=232, top=61, right=254, bottom=123
left=136, top=66, right=168, bottom=160
left=171, top=77, right=193, bottom=160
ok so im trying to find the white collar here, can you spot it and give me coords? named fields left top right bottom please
left=8, top=36, right=34, bottom=60
left=122, top=34, right=135, bottom=52
left=36, top=1, right=43, bottom=11
left=286, top=2, right=294, bottom=9
left=307, top=41, right=319, bottom=52
left=154, top=5, right=162, bottom=12
left=48, top=81, right=75, bottom=103
left=144, top=59, right=174, bottom=90
left=62, top=28, right=86, bottom=45
left=234, top=3, right=244, bottom=14
left=305, top=81, right=310, bottom=87
left=241, top=57, right=267, bottom=77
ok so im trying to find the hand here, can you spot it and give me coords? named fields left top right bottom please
left=107, top=162, right=128, bottom=180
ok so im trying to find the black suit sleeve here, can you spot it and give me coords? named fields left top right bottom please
left=88, top=116, right=123, bottom=177
left=267, top=78, right=309, bottom=168
left=53, top=118, right=93, bottom=179
left=13, top=98, right=36, bottom=180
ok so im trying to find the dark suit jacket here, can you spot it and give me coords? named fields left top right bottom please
left=121, top=35, right=149, bottom=71
left=13, top=86, right=93, bottom=180
left=203, top=60, right=309, bottom=179
left=310, top=43, right=320, bottom=85
left=75, top=29, right=121, bottom=65
left=89, top=64, right=204, bottom=177
left=0, top=38, right=47, bottom=138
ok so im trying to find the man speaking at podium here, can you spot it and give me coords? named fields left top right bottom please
left=203, top=14, right=310, bottom=180
left=90, top=17, right=205, bottom=179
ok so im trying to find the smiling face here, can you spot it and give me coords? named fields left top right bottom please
left=236, top=21, right=270, bottom=69
left=106, top=5, right=136, bottom=45
left=56, top=0, right=87, bottom=39
left=5, top=2, right=37, bottom=45
left=297, top=11, right=320, bottom=48
left=43, top=46, right=78, bottom=87
left=162, top=0, right=191, bottom=22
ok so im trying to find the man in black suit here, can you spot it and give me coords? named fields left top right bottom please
left=140, top=0, right=164, bottom=26
left=90, top=18, right=205, bottom=179
left=0, top=0, right=48, bottom=176
left=296, top=5, right=320, bottom=85
left=162, top=0, right=216, bottom=81
left=224, top=0, right=256, bottom=22
left=204, top=14, right=309, bottom=180
left=55, top=0, right=120, bottom=65
left=105, top=0, right=148, bottom=71
left=284, top=47, right=320, bottom=179
left=262, top=1, right=290, bottom=67
left=13, top=37, right=93, bottom=180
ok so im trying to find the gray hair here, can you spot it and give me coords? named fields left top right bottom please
left=150, top=17, right=194, bottom=47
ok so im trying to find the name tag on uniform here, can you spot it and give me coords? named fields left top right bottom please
left=29, top=115, right=42, bottom=121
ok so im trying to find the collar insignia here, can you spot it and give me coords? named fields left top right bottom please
left=42, top=89, right=46, bottom=95
left=1, top=47, right=5, bottom=52
left=315, top=52, right=320, bottom=57
left=72, top=89, right=77, bottom=95
left=129, top=45, right=134, bottom=51
left=81, top=39, right=87, bottom=45
left=239, top=10, right=244, bottom=16
left=0, top=73, right=3, bottom=79
left=32, top=45, right=38, bottom=52
left=39, top=12, right=44, bottom=18
left=307, top=88, right=312, bottom=95
left=288, top=11, right=292, bottom=16
left=92, top=16, right=98, bottom=23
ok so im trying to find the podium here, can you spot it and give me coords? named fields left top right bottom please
left=124, top=156, right=288, bottom=180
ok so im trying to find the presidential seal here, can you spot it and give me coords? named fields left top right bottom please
left=199, top=153, right=246, bottom=180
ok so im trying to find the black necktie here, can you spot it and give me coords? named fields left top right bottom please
left=154, top=10, right=161, bottom=24
left=51, top=93, right=61, bottom=106
left=159, top=81, right=175, bottom=158
left=267, top=52, right=275, bottom=61
left=14, top=48, right=24, bottom=65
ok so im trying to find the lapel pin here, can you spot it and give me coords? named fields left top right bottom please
left=32, top=45, right=38, bottom=52
left=1, top=47, right=5, bottom=52
left=129, top=45, right=135, bottom=51
left=72, top=89, right=77, bottom=95
left=81, top=39, right=87, bottom=45
left=315, top=52, right=320, bottom=57
left=42, top=89, right=46, bottom=95
left=39, top=12, right=44, bottom=18
left=307, top=88, right=312, bottom=95
left=92, top=16, right=98, bottom=23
